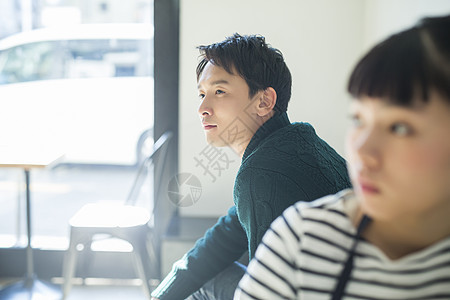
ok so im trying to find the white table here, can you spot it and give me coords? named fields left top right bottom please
left=0, top=148, right=63, bottom=299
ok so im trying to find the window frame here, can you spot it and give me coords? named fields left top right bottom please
left=0, top=0, right=179, bottom=281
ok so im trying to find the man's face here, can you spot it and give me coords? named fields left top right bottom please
left=197, top=62, right=262, bottom=156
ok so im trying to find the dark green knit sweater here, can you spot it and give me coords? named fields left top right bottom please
left=151, top=112, right=351, bottom=299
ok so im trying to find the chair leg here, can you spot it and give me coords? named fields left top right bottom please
left=79, top=239, right=93, bottom=283
left=132, top=242, right=152, bottom=299
left=145, top=237, right=159, bottom=280
left=62, top=230, right=81, bottom=300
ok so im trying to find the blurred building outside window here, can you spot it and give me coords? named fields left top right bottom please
left=0, top=0, right=154, bottom=252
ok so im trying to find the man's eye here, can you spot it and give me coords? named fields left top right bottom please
left=216, top=90, right=225, bottom=95
left=198, top=93, right=205, bottom=100
left=390, top=123, right=412, bottom=136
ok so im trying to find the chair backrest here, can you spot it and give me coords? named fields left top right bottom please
left=125, top=131, right=173, bottom=206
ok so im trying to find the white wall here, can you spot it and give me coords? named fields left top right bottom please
left=177, top=0, right=450, bottom=217
left=363, top=0, right=450, bottom=51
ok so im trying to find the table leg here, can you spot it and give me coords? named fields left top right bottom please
left=0, top=169, right=61, bottom=299
left=25, top=169, right=34, bottom=279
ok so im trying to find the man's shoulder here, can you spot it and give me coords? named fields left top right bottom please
left=241, top=121, right=331, bottom=167
left=258, top=122, right=316, bottom=147
left=272, top=121, right=314, bottom=136
left=254, top=122, right=335, bottom=161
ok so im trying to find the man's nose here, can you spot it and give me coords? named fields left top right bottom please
left=198, top=97, right=212, bottom=117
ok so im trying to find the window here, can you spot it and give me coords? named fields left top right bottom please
left=0, top=3, right=154, bottom=251
left=0, top=0, right=180, bottom=281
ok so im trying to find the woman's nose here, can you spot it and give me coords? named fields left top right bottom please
left=353, top=128, right=381, bottom=170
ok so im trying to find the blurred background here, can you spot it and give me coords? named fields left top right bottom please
left=0, top=0, right=449, bottom=298
left=0, top=1, right=161, bottom=296
left=0, top=0, right=154, bottom=247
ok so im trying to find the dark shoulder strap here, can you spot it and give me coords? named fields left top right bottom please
left=332, top=214, right=372, bottom=300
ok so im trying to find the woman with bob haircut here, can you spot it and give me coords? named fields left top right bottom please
left=235, top=14, right=450, bottom=300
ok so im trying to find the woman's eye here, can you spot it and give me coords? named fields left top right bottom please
left=216, top=90, right=225, bottom=95
left=390, top=123, right=412, bottom=136
left=198, top=93, right=205, bottom=100
left=349, top=114, right=362, bottom=128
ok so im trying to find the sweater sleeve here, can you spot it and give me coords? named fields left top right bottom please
left=151, top=206, right=248, bottom=300
left=235, top=204, right=303, bottom=300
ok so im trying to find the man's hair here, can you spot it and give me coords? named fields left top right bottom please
left=196, top=33, right=292, bottom=112
left=348, top=15, right=450, bottom=106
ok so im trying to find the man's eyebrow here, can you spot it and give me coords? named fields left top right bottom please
left=197, top=80, right=230, bottom=89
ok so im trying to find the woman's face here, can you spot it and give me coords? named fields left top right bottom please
left=345, top=91, right=450, bottom=222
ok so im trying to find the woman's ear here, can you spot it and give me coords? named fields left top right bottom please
left=257, top=87, right=277, bottom=117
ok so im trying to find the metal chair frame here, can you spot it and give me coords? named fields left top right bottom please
left=61, top=131, right=173, bottom=299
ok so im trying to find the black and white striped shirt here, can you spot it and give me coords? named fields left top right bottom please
left=235, top=190, right=450, bottom=299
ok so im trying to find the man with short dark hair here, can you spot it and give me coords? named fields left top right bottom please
left=151, top=33, right=351, bottom=300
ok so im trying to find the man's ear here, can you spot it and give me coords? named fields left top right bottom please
left=256, top=87, right=277, bottom=117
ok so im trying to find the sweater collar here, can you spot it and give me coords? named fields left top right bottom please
left=242, top=111, right=290, bottom=160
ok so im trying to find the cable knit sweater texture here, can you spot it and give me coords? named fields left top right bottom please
left=151, top=112, right=351, bottom=299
